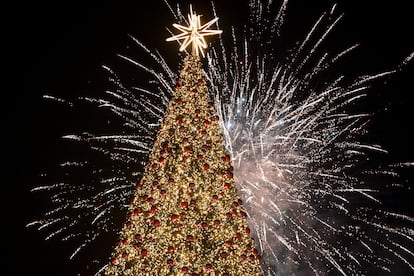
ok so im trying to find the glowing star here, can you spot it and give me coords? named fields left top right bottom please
left=166, top=5, right=222, bottom=57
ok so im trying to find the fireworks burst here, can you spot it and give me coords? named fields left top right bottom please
left=27, top=0, right=413, bottom=275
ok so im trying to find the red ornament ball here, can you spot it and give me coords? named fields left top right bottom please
left=150, top=205, right=158, bottom=214
left=171, top=214, right=180, bottom=222
left=222, top=154, right=231, bottom=162
left=226, top=170, right=234, bottom=179
left=167, top=259, right=174, bottom=266
left=134, top=208, right=142, bottom=216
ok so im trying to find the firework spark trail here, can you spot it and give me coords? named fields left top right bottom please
left=28, top=40, right=177, bottom=264
left=206, top=1, right=414, bottom=275
left=28, top=0, right=413, bottom=275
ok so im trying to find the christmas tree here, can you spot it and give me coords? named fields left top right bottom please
left=105, top=7, right=263, bottom=275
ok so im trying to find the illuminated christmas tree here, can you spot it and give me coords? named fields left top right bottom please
left=105, top=7, right=263, bottom=275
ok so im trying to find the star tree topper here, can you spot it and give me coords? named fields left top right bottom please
left=166, top=5, right=222, bottom=57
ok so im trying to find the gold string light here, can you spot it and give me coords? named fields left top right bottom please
left=105, top=7, right=262, bottom=275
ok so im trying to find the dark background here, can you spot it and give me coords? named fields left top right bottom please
left=5, top=0, right=413, bottom=275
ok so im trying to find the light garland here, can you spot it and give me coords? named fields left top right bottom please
left=105, top=56, right=263, bottom=275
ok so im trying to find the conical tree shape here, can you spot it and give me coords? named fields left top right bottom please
left=105, top=55, right=263, bottom=275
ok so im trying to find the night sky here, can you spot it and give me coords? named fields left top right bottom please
left=6, top=1, right=413, bottom=275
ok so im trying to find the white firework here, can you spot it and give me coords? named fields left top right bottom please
left=28, top=0, right=413, bottom=275
left=205, top=1, right=414, bottom=275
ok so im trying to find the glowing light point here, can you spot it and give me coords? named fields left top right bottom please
left=166, top=5, right=223, bottom=57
